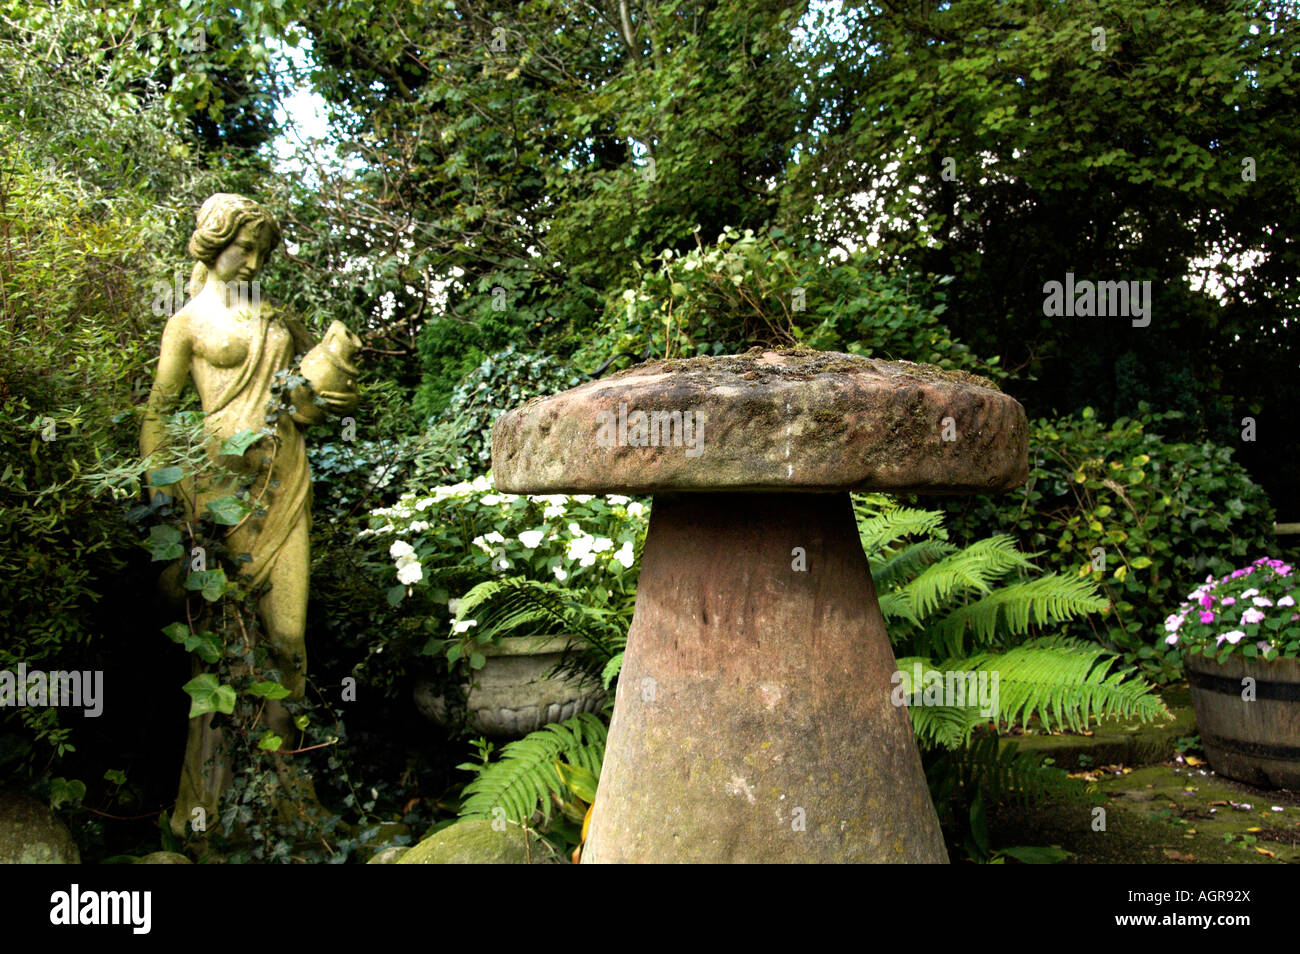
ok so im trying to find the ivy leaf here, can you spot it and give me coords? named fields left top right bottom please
left=183, top=674, right=236, bottom=718
left=248, top=680, right=291, bottom=700
left=219, top=428, right=262, bottom=456
left=162, top=623, right=222, bottom=663
left=258, top=731, right=284, bottom=752
left=205, top=495, right=252, bottom=526
left=49, top=777, right=87, bottom=810
left=145, top=525, right=184, bottom=561
left=184, top=568, right=228, bottom=602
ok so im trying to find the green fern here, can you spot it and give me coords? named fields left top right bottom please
left=897, top=638, right=1168, bottom=749
left=459, top=713, right=607, bottom=825
left=927, top=730, right=1081, bottom=814
left=923, top=574, right=1109, bottom=658
left=964, top=637, right=1168, bottom=733
left=452, top=576, right=624, bottom=681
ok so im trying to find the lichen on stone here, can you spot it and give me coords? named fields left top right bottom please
left=604, top=346, right=1000, bottom=391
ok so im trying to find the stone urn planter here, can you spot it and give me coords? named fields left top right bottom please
left=1185, top=652, right=1300, bottom=789
left=492, top=347, right=1030, bottom=863
left=415, top=635, right=606, bottom=738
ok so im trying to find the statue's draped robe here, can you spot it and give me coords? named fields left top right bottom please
left=201, top=307, right=313, bottom=587
left=174, top=307, right=319, bottom=838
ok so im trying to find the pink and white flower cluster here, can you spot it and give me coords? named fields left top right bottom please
left=1163, top=558, right=1299, bottom=659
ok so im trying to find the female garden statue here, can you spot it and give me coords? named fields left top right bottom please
left=140, top=193, right=360, bottom=836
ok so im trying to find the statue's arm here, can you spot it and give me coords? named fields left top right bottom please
left=140, top=311, right=192, bottom=466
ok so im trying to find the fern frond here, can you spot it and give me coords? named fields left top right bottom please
left=898, top=535, right=1033, bottom=621
left=454, top=577, right=625, bottom=682
left=930, top=730, right=1080, bottom=808
left=459, top=713, right=607, bottom=825
left=959, top=638, right=1169, bottom=734
left=855, top=502, right=948, bottom=556
left=922, top=573, right=1109, bottom=657
left=456, top=577, right=569, bottom=641
left=870, top=538, right=954, bottom=590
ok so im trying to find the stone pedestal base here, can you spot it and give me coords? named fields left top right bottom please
left=582, top=492, right=948, bottom=863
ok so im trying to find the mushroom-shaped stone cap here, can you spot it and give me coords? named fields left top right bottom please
left=492, top=348, right=1028, bottom=495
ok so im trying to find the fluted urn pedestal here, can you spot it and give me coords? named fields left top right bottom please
left=492, top=348, right=1029, bottom=863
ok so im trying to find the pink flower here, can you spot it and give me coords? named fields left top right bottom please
left=1242, top=588, right=1260, bottom=599
left=1253, top=596, right=1274, bottom=607
left=1199, top=610, right=1215, bottom=624
left=1164, top=614, right=1184, bottom=633
left=1165, top=633, right=1179, bottom=646
left=1242, top=608, right=1265, bottom=625
left=1278, top=596, right=1295, bottom=607
left=1221, top=597, right=1236, bottom=606
left=1200, top=593, right=1214, bottom=610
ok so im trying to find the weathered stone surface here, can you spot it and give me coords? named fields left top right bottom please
left=0, top=791, right=80, bottom=864
left=134, top=851, right=192, bottom=864
left=414, top=635, right=606, bottom=737
left=581, top=493, right=948, bottom=863
left=365, top=846, right=410, bottom=864
left=396, top=818, right=556, bottom=864
left=493, top=348, right=1026, bottom=495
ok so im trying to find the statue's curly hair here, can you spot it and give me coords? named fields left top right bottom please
left=187, top=193, right=282, bottom=296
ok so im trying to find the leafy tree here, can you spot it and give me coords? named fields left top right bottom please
left=785, top=0, right=1300, bottom=506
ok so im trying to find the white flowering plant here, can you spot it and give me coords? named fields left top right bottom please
left=1163, top=558, right=1300, bottom=662
left=358, top=473, right=648, bottom=674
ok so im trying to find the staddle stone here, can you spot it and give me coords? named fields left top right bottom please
left=492, top=348, right=1029, bottom=863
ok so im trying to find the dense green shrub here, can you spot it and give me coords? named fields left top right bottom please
left=406, top=345, right=585, bottom=483
left=923, top=406, right=1275, bottom=681
left=574, top=227, right=1001, bottom=382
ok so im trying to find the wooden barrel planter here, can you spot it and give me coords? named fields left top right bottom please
left=1185, top=653, right=1300, bottom=789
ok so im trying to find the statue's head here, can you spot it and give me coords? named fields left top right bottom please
left=188, top=194, right=282, bottom=295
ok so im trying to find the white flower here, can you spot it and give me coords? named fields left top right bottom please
left=471, top=535, right=493, bottom=553
left=590, top=536, right=614, bottom=554
left=1253, top=596, right=1274, bottom=607
left=493, top=556, right=513, bottom=571
left=544, top=504, right=565, bottom=519
left=396, top=561, right=423, bottom=585
left=1278, top=595, right=1296, bottom=607
left=471, top=474, right=492, bottom=492
left=579, top=552, right=596, bottom=567
left=1241, top=588, right=1260, bottom=599
left=627, top=502, right=645, bottom=518
left=518, top=529, right=545, bottom=549
left=553, top=566, right=568, bottom=582
left=484, top=531, right=506, bottom=545
left=409, top=520, right=430, bottom=533
left=1218, top=630, right=1246, bottom=645
left=390, top=540, right=415, bottom=560
left=567, top=536, right=594, bottom=561
left=480, top=494, right=502, bottom=506
left=606, top=495, right=631, bottom=505
left=613, top=541, right=635, bottom=568
left=572, top=494, right=594, bottom=503
left=1242, top=608, right=1265, bottom=625
left=452, top=619, right=477, bottom=634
